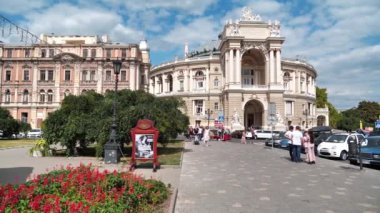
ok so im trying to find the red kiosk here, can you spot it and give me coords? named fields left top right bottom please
left=130, top=119, right=160, bottom=172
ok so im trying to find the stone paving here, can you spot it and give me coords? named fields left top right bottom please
left=175, top=140, right=380, bottom=213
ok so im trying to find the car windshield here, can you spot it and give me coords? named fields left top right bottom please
left=366, top=138, right=380, bottom=147
left=326, top=135, right=347, bottom=143
left=30, top=129, right=40, bottom=132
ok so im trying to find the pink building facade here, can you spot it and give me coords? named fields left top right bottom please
left=0, top=35, right=150, bottom=128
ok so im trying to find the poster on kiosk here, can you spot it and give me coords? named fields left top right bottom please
left=130, top=119, right=159, bottom=172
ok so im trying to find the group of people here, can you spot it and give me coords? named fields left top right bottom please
left=187, top=126, right=211, bottom=146
left=285, top=126, right=316, bottom=164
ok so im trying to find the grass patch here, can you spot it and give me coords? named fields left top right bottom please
left=0, top=139, right=37, bottom=149
left=76, top=140, right=184, bottom=166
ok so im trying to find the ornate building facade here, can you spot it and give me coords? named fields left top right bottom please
left=150, top=8, right=328, bottom=130
left=0, top=34, right=150, bottom=128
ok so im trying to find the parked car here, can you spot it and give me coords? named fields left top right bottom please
left=265, top=132, right=286, bottom=147
left=317, top=133, right=365, bottom=160
left=255, top=130, right=280, bottom=139
left=27, top=129, right=43, bottom=138
left=0, top=130, right=3, bottom=138
left=348, top=136, right=380, bottom=166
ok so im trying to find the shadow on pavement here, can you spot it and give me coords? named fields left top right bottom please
left=0, top=167, right=33, bottom=185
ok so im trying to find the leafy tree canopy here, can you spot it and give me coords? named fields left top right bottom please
left=0, top=107, right=21, bottom=137
left=43, top=90, right=189, bottom=156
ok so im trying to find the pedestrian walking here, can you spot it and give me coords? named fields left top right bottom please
left=241, top=130, right=247, bottom=144
left=203, top=126, right=210, bottom=146
left=292, top=126, right=303, bottom=162
left=303, top=130, right=316, bottom=164
left=285, top=126, right=294, bottom=161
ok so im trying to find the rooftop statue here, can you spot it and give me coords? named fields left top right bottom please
left=240, top=7, right=262, bottom=22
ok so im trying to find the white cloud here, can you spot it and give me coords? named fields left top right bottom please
left=21, top=3, right=144, bottom=43
left=0, top=0, right=47, bottom=14
left=156, top=17, right=220, bottom=51
left=122, top=0, right=217, bottom=15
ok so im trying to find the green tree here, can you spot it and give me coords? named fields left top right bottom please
left=0, top=107, right=20, bottom=137
left=357, top=101, right=380, bottom=127
left=43, top=90, right=189, bottom=157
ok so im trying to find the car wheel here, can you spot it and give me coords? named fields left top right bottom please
left=340, top=151, right=348, bottom=160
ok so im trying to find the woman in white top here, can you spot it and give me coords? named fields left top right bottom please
left=203, top=126, right=210, bottom=146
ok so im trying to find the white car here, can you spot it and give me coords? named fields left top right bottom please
left=317, top=133, right=365, bottom=160
left=27, top=129, right=43, bottom=138
left=254, top=130, right=280, bottom=139
left=0, top=130, right=3, bottom=138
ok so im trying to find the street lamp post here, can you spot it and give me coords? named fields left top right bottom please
left=207, top=109, right=213, bottom=127
left=104, top=60, right=122, bottom=164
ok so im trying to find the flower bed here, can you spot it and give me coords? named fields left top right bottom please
left=0, top=164, right=169, bottom=212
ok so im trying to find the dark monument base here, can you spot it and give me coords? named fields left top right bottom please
left=104, top=143, right=120, bottom=164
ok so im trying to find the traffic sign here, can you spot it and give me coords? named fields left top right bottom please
left=375, top=121, right=380, bottom=128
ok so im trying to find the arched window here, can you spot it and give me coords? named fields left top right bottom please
left=168, top=74, right=173, bottom=92
left=283, top=72, right=291, bottom=91
left=213, top=78, right=219, bottom=88
left=90, top=70, right=96, bottom=81
left=5, top=89, right=11, bottom=103
left=47, top=89, right=53, bottom=103
left=23, top=89, right=29, bottom=103
left=194, top=71, right=204, bottom=90
left=82, top=70, right=88, bottom=81
left=39, top=90, right=45, bottom=103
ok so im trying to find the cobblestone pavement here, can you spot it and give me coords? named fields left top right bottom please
left=175, top=140, right=380, bottom=213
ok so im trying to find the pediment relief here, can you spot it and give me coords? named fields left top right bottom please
left=22, top=64, right=32, bottom=69
left=53, top=52, right=83, bottom=63
left=4, top=63, right=14, bottom=69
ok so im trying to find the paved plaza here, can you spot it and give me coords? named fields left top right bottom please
left=175, top=140, right=380, bottom=213
left=1, top=141, right=379, bottom=213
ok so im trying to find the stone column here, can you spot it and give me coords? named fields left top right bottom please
left=129, top=62, right=135, bottom=90
left=97, top=62, right=103, bottom=93
left=54, top=62, right=60, bottom=102
left=224, top=52, right=229, bottom=85
left=184, top=69, right=189, bottom=92
left=269, top=49, right=274, bottom=84
left=144, top=65, right=149, bottom=91
left=149, top=77, right=155, bottom=94
left=236, top=48, right=241, bottom=86
left=292, top=71, right=297, bottom=93
left=275, top=49, right=281, bottom=84
left=173, top=72, right=178, bottom=92
left=206, top=68, right=210, bottom=92
left=136, top=63, right=140, bottom=90
left=164, top=73, right=168, bottom=93
left=265, top=59, right=269, bottom=85
left=73, top=63, right=80, bottom=95
left=189, top=70, right=193, bottom=92
left=229, top=49, right=234, bottom=83
left=155, top=76, right=160, bottom=94
left=32, top=62, right=38, bottom=102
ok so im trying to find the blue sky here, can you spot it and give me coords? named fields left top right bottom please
left=1, top=0, right=379, bottom=110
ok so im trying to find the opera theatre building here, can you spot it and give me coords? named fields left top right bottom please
left=0, top=8, right=328, bottom=130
